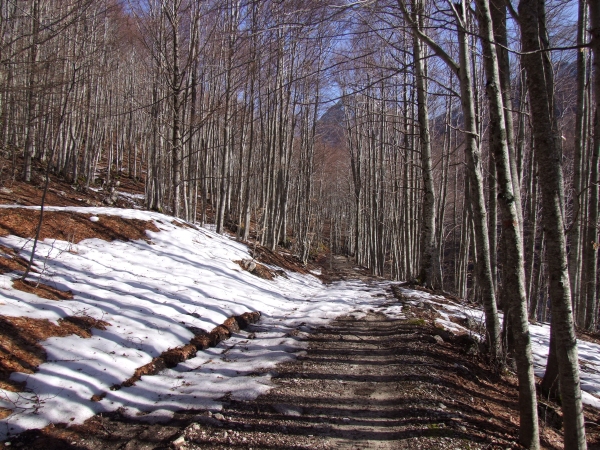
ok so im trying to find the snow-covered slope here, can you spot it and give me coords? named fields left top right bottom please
left=1, top=206, right=599, bottom=440
left=0, top=207, right=387, bottom=439
left=391, top=287, right=600, bottom=410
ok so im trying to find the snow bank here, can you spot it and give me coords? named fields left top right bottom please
left=393, top=286, right=600, bottom=410
left=0, top=206, right=387, bottom=438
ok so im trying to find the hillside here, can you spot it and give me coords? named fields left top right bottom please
left=0, top=183, right=599, bottom=448
left=0, top=156, right=600, bottom=450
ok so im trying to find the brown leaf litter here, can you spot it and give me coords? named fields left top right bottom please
left=110, top=311, right=261, bottom=392
left=249, top=245, right=311, bottom=275
left=0, top=315, right=110, bottom=394
left=10, top=279, right=73, bottom=301
left=0, top=244, right=35, bottom=275
left=0, top=208, right=159, bottom=243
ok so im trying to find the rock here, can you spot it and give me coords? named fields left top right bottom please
left=0, top=187, right=12, bottom=194
left=241, top=259, right=257, bottom=272
left=194, top=414, right=224, bottom=428
left=186, top=423, right=201, bottom=432
left=213, top=413, right=226, bottom=421
left=433, top=335, right=444, bottom=344
left=438, top=403, right=447, bottom=409
left=272, top=403, right=303, bottom=417
left=435, top=329, right=454, bottom=342
left=171, top=435, right=186, bottom=448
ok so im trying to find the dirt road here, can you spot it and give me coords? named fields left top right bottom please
left=8, top=260, right=588, bottom=449
left=177, top=305, right=529, bottom=450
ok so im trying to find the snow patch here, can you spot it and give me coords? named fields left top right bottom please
left=0, top=207, right=382, bottom=438
left=390, top=285, right=600, bottom=409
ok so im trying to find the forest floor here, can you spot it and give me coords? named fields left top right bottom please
left=1, top=166, right=599, bottom=449
left=5, top=256, right=599, bottom=450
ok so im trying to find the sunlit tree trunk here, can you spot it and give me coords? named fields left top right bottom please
left=519, top=0, right=587, bottom=446
left=475, top=0, right=538, bottom=445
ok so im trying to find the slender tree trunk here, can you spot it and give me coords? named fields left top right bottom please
left=541, top=321, right=560, bottom=399
left=584, top=0, right=600, bottom=331
left=23, top=0, right=40, bottom=182
left=571, top=0, right=588, bottom=325
left=488, top=153, right=498, bottom=294
left=455, top=7, right=501, bottom=360
left=412, top=0, right=439, bottom=289
left=475, top=0, right=538, bottom=445
left=397, top=0, right=500, bottom=356
left=519, top=0, right=587, bottom=446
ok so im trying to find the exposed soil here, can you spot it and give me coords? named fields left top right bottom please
left=10, top=278, right=74, bottom=300
left=0, top=155, right=146, bottom=209
left=317, top=255, right=375, bottom=284
left=0, top=245, right=34, bottom=275
left=248, top=246, right=311, bottom=276
left=576, top=329, right=600, bottom=346
left=1, top=164, right=599, bottom=449
left=0, top=209, right=159, bottom=243
left=0, top=315, right=110, bottom=393
left=5, top=272, right=600, bottom=449
left=169, top=301, right=595, bottom=450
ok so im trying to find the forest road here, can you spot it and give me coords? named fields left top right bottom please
left=179, top=302, right=530, bottom=450
left=14, top=287, right=563, bottom=449
left=13, top=256, right=560, bottom=449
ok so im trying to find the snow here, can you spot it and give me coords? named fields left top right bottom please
left=393, top=286, right=600, bottom=410
left=0, top=205, right=599, bottom=439
left=118, top=192, right=145, bottom=201
left=0, top=206, right=387, bottom=438
left=529, top=322, right=600, bottom=405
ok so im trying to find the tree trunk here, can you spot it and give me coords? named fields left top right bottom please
left=571, top=0, right=588, bottom=325
left=455, top=7, right=501, bottom=361
left=412, top=0, right=440, bottom=289
left=475, top=0, right=539, bottom=445
left=519, top=0, right=587, bottom=446
left=23, top=0, right=40, bottom=182
left=584, top=0, right=600, bottom=331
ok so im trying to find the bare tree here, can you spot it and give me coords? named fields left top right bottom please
left=474, top=0, right=538, bottom=445
left=519, top=0, right=587, bottom=446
